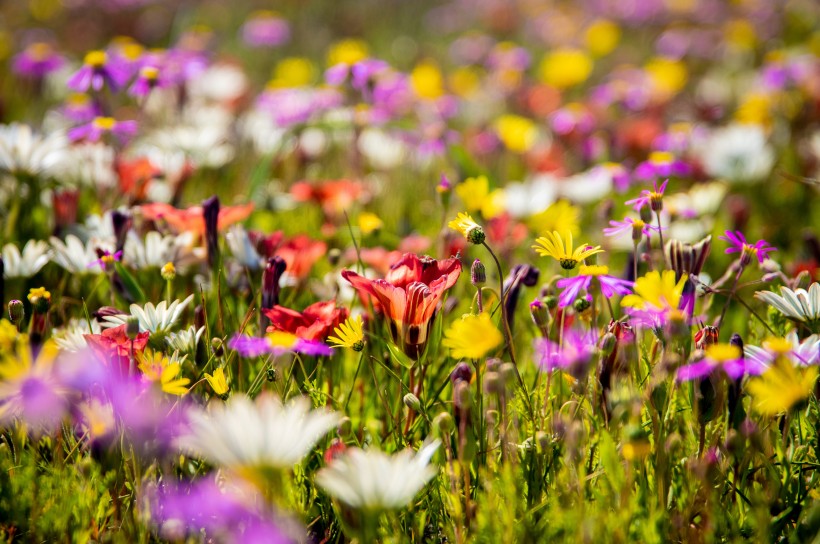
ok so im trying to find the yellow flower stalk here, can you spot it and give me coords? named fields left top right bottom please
left=442, top=313, right=503, bottom=360
left=532, top=230, right=603, bottom=270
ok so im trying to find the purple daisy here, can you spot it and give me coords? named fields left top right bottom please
left=603, top=216, right=661, bottom=240
left=718, top=230, right=776, bottom=265
left=555, top=265, right=633, bottom=308
left=625, top=178, right=668, bottom=212
left=676, top=344, right=763, bottom=382
left=12, top=42, right=65, bottom=79
left=67, top=117, right=138, bottom=145
left=67, top=50, right=130, bottom=92
left=534, top=330, right=597, bottom=376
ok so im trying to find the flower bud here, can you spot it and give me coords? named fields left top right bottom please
left=536, top=431, right=550, bottom=453
left=499, top=362, right=517, bottom=386
left=434, top=412, right=454, bottom=435
left=266, top=368, right=277, bottom=382
left=202, top=195, right=220, bottom=270
left=483, top=371, right=501, bottom=394
left=470, top=259, right=486, bottom=287
left=450, top=362, right=472, bottom=385
left=161, top=262, right=176, bottom=281
left=211, top=337, right=224, bottom=357
left=337, top=416, right=352, bottom=437
left=599, top=332, right=617, bottom=356
left=632, top=219, right=646, bottom=242
left=466, top=226, right=485, bottom=245
left=573, top=297, right=591, bottom=314
left=27, top=287, right=51, bottom=313
left=486, top=357, right=502, bottom=372
left=454, top=381, right=472, bottom=410
left=639, top=205, right=653, bottom=224
left=327, top=247, right=342, bottom=267
left=530, top=299, right=549, bottom=329
left=7, top=299, right=24, bottom=325
left=125, top=316, right=140, bottom=339
left=542, top=295, right=558, bottom=310
left=437, top=174, right=452, bottom=207
left=403, top=392, right=422, bottom=412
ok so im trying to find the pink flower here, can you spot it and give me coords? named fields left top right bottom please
left=625, top=179, right=668, bottom=212
left=718, top=230, right=776, bottom=265
left=68, top=117, right=138, bottom=145
left=67, top=50, right=129, bottom=92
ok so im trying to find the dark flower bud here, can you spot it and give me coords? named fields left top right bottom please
left=211, top=337, right=224, bottom=357
left=261, top=256, right=287, bottom=311
left=639, top=204, right=653, bottom=224
left=599, top=332, right=617, bottom=356
left=327, top=248, right=342, bottom=267
left=266, top=368, right=277, bottom=382
left=125, top=316, right=140, bottom=340
left=450, top=362, right=472, bottom=385
left=485, top=357, right=502, bottom=372
left=573, top=297, right=591, bottom=314
left=483, top=372, right=501, bottom=394
left=8, top=300, right=24, bottom=325
left=337, top=416, right=352, bottom=437
left=111, top=209, right=131, bottom=253
left=202, top=195, right=220, bottom=270
left=454, top=381, right=471, bottom=410
left=530, top=299, right=549, bottom=329
left=543, top=295, right=558, bottom=310
left=470, top=259, right=486, bottom=287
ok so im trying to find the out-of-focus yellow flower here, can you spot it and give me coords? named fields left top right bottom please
left=449, top=66, right=482, bottom=98
left=494, top=114, right=538, bottom=153
left=27, top=287, right=51, bottom=303
left=528, top=200, right=581, bottom=238
left=735, top=92, right=773, bottom=127
left=442, top=313, right=503, bottom=360
left=454, top=175, right=505, bottom=219
left=585, top=19, right=620, bottom=57
left=205, top=367, right=230, bottom=396
left=327, top=39, right=369, bottom=67
left=747, top=359, right=818, bottom=415
left=533, top=231, right=603, bottom=270
left=358, top=212, right=383, bottom=235
left=328, top=315, right=365, bottom=351
left=539, top=48, right=593, bottom=89
left=138, top=349, right=190, bottom=396
left=269, top=57, right=316, bottom=88
left=724, top=19, right=757, bottom=50
left=645, top=57, right=688, bottom=97
left=410, top=59, right=445, bottom=99
left=267, top=331, right=299, bottom=349
left=621, top=270, right=687, bottom=311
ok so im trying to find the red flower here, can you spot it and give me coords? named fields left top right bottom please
left=275, top=235, right=327, bottom=280
left=140, top=202, right=254, bottom=234
left=262, top=300, right=348, bottom=341
left=84, top=324, right=149, bottom=372
left=342, top=253, right=462, bottom=359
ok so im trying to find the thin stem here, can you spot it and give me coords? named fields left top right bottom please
left=718, top=264, right=744, bottom=328
left=656, top=211, right=665, bottom=254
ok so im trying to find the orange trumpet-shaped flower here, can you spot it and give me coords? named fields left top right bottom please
left=140, top=202, right=254, bottom=234
left=342, top=253, right=462, bottom=360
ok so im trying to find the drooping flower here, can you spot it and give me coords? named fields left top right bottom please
left=67, top=117, right=138, bottom=145
left=177, top=394, right=339, bottom=473
left=342, top=253, right=462, bottom=359
left=328, top=315, right=365, bottom=352
left=442, top=313, right=503, bottom=360
left=755, top=283, right=820, bottom=330
left=602, top=217, right=661, bottom=241
left=532, top=231, right=603, bottom=270
left=315, top=441, right=440, bottom=511
left=719, top=230, right=776, bottom=265
left=67, top=50, right=129, bottom=92
left=204, top=367, right=230, bottom=397
left=554, top=265, right=633, bottom=308
left=676, top=344, right=763, bottom=381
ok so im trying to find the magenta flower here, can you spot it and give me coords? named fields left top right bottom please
left=129, top=65, right=166, bottom=98
left=718, top=230, right=776, bottom=265
left=676, top=344, right=763, bottom=382
left=12, top=42, right=65, bottom=79
left=60, top=94, right=100, bottom=123
left=633, top=152, right=691, bottom=181
left=66, top=50, right=129, bottom=92
left=534, top=330, right=597, bottom=376
left=555, top=265, right=633, bottom=308
left=240, top=12, right=290, bottom=48
left=88, top=249, right=123, bottom=270
left=228, top=334, right=332, bottom=358
left=625, top=178, right=668, bottom=212
left=603, top=217, right=661, bottom=240
left=68, top=117, right=138, bottom=145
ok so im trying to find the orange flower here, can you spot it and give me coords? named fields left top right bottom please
left=274, top=235, right=327, bottom=280
left=290, top=179, right=366, bottom=218
left=117, top=157, right=160, bottom=202
left=140, top=202, right=254, bottom=234
left=342, top=253, right=461, bottom=359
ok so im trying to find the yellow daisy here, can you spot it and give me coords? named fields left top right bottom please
left=328, top=315, right=365, bottom=352
left=747, top=359, right=818, bottom=415
left=448, top=212, right=485, bottom=245
left=532, top=230, right=603, bottom=270
left=442, top=313, right=503, bottom=360
left=204, top=367, right=230, bottom=396
left=620, top=270, right=687, bottom=311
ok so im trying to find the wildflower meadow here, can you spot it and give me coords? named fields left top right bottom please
left=2, top=0, right=820, bottom=542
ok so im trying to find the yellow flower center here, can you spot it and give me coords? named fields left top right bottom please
left=93, top=117, right=116, bottom=130
left=84, top=50, right=107, bottom=68
left=705, top=343, right=741, bottom=362
left=140, top=66, right=159, bottom=80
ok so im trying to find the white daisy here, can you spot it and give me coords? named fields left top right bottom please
left=557, top=167, right=613, bottom=204
left=177, top=394, right=339, bottom=472
left=745, top=332, right=820, bottom=368
left=0, top=123, right=68, bottom=176
left=165, top=325, right=206, bottom=354
left=696, top=123, right=774, bottom=184
left=49, top=234, right=114, bottom=274
left=124, top=231, right=179, bottom=270
left=53, top=142, right=117, bottom=189
left=2, top=240, right=51, bottom=278
left=101, top=295, right=195, bottom=334
left=755, top=283, right=820, bottom=329
left=315, top=440, right=440, bottom=510
left=52, top=318, right=101, bottom=352
left=225, top=225, right=263, bottom=270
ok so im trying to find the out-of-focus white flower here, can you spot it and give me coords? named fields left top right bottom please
left=316, top=441, right=440, bottom=510
left=697, top=124, right=774, bottom=184
left=0, top=123, right=68, bottom=176
left=50, top=234, right=114, bottom=274
left=165, top=325, right=205, bottom=354
left=144, top=124, right=235, bottom=169
left=755, top=283, right=820, bottom=326
left=557, top=167, right=613, bottom=204
left=102, top=295, right=195, bottom=334
left=124, top=231, right=179, bottom=270
left=52, top=318, right=101, bottom=352
left=177, top=394, right=339, bottom=472
left=2, top=240, right=51, bottom=278
left=746, top=332, right=820, bottom=369
left=225, top=225, right=263, bottom=270
left=358, top=128, right=406, bottom=170
left=188, top=63, right=249, bottom=105
left=239, top=109, right=290, bottom=155
left=665, top=181, right=728, bottom=218
left=505, top=174, right=558, bottom=218
left=55, top=143, right=117, bottom=189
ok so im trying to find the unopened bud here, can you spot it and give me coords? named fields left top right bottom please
left=7, top=300, right=24, bottom=324
left=327, top=248, right=342, bottom=267
left=536, top=431, right=550, bottom=453
left=486, top=357, right=502, bottom=372
left=161, top=262, right=176, bottom=280
left=530, top=299, right=549, bottom=328
left=632, top=220, right=647, bottom=242
left=434, top=412, right=454, bottom=435
left=125, top=316, right=140, bottom=339
left=470, top=259, right=486, bottom=286
left=337, top=416, right=352, bottom=437
left=266, top=368, right=277, bottom=382
left=542, top=295, right=558, bottom=310
left=27, top=287, right=51, bottom=313
left=599, top=332, right=617, bottom=356
left=403, top=393, right=422, bottom=412
left=499, top=362, right=517, bottom=386
left=454, top=381, right=472, bottom=409
left=466, top=226, right=485, bottom=245
left=450, top=362, right=472, bottom=384
left=573, top=297, right=591, bottom=314
left=483, top=371, right=501, bottom=394
left=211, top=337, right=224, bottom=357
left=639, top=205, right=653, bottom=224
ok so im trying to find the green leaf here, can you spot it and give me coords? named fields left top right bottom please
left=386, top=341, right=415, bottom=369
left=599, top=430, right=625, bottom=495
left=114, top=262, right=146, bottom=303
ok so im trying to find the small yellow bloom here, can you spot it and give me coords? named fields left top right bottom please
left=138, top=349, right=190, bottom=396
left=27, top=287, right=51, bottom=303
left=621, top=270, right=687, bottom=312
left=328, top=315, right=365, bottom=352
left=269, top=57, right=316, bottom=88
left=705, top=344, right=741, bottom=362
left=763, top=337, right=793, bottom=355
left=449, top=66, right=481, bottom=98
left=532, top=231, right=604, bottom=270
left=454, top=175, right=504, bottom=219
left=92, top=117, right=116, bottom=130
left=358, top=212, right=383, bottom=235
left=735, top=93, right=772, bottom=127
left=584, top=19, right=620, bottom=57
left=645, top=57, right=688, bottom=97
left=442, top=313, right=503, bottom=360
left=161, top=261, right=176, bottom=280
left=539, top=48, right=593, bottom=89
left=327, top=39, right=368, bottom=67
left=267, top=331, right=299, bottom=349
left=448, top=212, right=485, bottom=244
left=494, top=114, right=538, bottom=153
left=160, top=363, right=191, bottom=396
left=410, top=59, right=445, bottom=100
left=204, top=367, right=230, bottom=396
left=747, top=359, right=818, bottom=415
left=578, top=264, right=609, bottom=276
left=84, top=50, right=106, bottom=67
left=527, top=200, right=580, bottom=239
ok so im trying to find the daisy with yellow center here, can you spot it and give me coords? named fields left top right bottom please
left=83, top=50, right=107, bottom=68
left=747, top=359, right=818, bottom=415
left=532, top=231, right=603, bottom=270
left=137, top=349, right=191, bottom=396
left=448, top=212, right=485, bottom=245
left=328, top=315, right=365, bottom=352
left=621, top=270, right=687, bottom=311
left=442, top=313, right=503, bottom=360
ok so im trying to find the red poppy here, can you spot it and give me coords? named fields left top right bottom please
left=342, top=253, right=461, bottom=359
left=84, top=324, right=149, bottom=372
left=262, top=300, right=348, bottom=341
left=140, top=202, right=254, bottom=234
